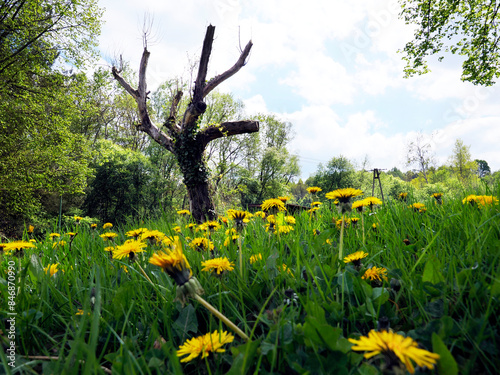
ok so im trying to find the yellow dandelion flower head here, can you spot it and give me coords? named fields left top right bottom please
left=348, top=330, right=440, bottom=374
left=100, top=232, right=118, bottom=241
left=112, top=239, right=147, bottom=260
left=336, top=218, right=351, bottom=229
left=161, top=235, right=179, bottom=248
left=177, top=209, right=191, bottom=216
left=253, top=211, right=266, bottom=219
left=104, top=246, right=116, bottom=252
left=126, top=228, right=148, bottom=238
left=4, top=241, right=36, bottom=252
left=201, top=257, right=235, bottom=274
left=350, top=217, right=360, bottom=225
left=306, top=186, right=322, bottom=194
left=462, top=194, right=477, bottom=204
left=249, top=253, right=263, bottom=264
left=49, top=233, right=61, bottom=240
left=199, top=220, right=221, bottom=232
left=409, top=203, right=426, bottom=212
left=177, top=330, right=235, bottom=363
left=53, top=240, right=66, bottom=248
left=275, top=225, right=294, bottom=234
left=66, top=232, right=77, bottom=238
left=90, top=223, right=97, bottom=229
left=74, top=216, right=83, bottom=222
left=343, top=251, right=369, bottom=264
left=399, top=192, right=408, bottom=199
left=103, top=222, right=113, bottom=229
left=278, top=196, right=290, bottom=202
left=44, top=263, right=60, bottom=277
left=266, top=215, right=276, bottom=224
left=261, top=198, right=286, bottom=213
left=189, top=237, right=214, bottom=252
left=279, top=264, right=295, bottom=277
left=140, top=229, right=165, bottom=243
left=285, top=215, right=296, bottom=225
left=218, top=216, right=228, bottom=224
left=149, top=239, right=192, bottom=285
left=223, top=235, right=239, bottom=247
left=307, top=207, right=320, bottom=214
left=325, top=188, right=363, bottom=203
left=431, top=193, right=443, bottom=199
left=172, top=226, right=182, bottom=233
left=475, top=195, right=499, bottom=207
left=311, top=201, right=322, bottom=208
left=228, top=210, right=249, bottom=221
left=362, top=266, right=388, bottom=282
left=225, top=228, right=238, bottom=236
left=28, top=225, right=34, bottom=233
left=363, top=196, right=383, bottom=207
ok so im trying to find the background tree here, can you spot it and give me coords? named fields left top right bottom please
left=449, top=138, right=477, bottom=182
left=475, top=159, right=491, bottom=178
left=306, top=155, right=355, bottom=199
left=405, top=132, right=436, bottom=183
left=399, top=1, right=500, bottom=85
left=112, top=25, right=259, bottom=222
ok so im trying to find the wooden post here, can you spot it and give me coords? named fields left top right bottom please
left=371, top=169, right=385, bottom=202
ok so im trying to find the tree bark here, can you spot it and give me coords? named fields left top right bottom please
left=112, top=25, right=257, bottom=223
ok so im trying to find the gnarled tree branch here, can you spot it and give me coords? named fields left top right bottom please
left=198, top=120, right=259, bottom=149
left=112, top=48, right=175, bottom=152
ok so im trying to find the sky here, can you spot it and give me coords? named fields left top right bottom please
left=97, top=0, right=500, bottom=179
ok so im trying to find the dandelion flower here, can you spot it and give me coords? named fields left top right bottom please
left=409, top=203, right=426, bottom=212
left=279, top=264, right=295, bottom=277
left=399, top=192, right=408, bottom=201
left=103, top=222, right=113, bottom=229
left=100, top=232, right=118, bottom=241
left=253, top=211, right=266, bottom=219
left=348, top=330, right=440, bottom=374
left=326, top=188, right=363, bottom=203
left=49, top=233, right=60, bottom=240
left=53, top=240, right=66, bottom=248
left=177, top=209, right=191, bottom=216
left=149, top=239, right=192, bottom=286
left=285, top=215, right=296, bottom=225
left=344, top=251, right=368, bottom=266
left=141, top=229, right=165, bottom=244
left=74, top=216, right=83, bottom=223
left=228, top=210, right=249, bottom=230
left=275, top=225, right=294, bottom=234
left=126, top=228, right=148, bottom=239
left=311, top=201, right=322, bottom=208
left=4, top=241, right=35, bottom=252
left=28, top=225, right=34, bottom=233
left=201, top=257, right=235, bottom=274
left=90, top=223, right=97, bottom=230
left=261, top=198, right=286, bottom=213
left=177, top=330, right=234, bottom=363
left=112, top=239, right=147, bottom=260
left=199, top=221, right=221, bottom=232
left=278, top=196, right=290, bottom=202
left=362, top=266, right=388, bottom=283
left=44, top=263, right=60, bottom=277
left=189, top=237, right=214, bottom=252
left=249, top=253, right=263, bottom=264
left=306, top=186, right=322, bottom=194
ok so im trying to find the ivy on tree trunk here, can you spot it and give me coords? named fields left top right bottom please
left=112, top=25, right=259, bottom=222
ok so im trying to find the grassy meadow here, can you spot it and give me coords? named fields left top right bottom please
left=1, top=188, right=500, bottom=374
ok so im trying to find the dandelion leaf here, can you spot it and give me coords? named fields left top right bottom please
left=172, top=304, right=198, bottom=342
left=422, top=256, right=445, bottom=284
left=432, top=332, right=458, bottom=375
left=227, top=339, right=261, bottom=375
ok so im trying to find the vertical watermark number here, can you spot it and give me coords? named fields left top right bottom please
left=6, top=260, right=17, bottom=368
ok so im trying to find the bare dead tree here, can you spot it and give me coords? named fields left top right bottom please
left=112, top=25, right=259, bottom=222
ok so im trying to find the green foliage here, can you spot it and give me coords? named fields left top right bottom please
left=306, top=155, right=356, bottom=198
left=400, top=0, right=500, bottom=85
left=83, top=140, right=155, bottom=223
left=3, top=184, right=499, bottom=374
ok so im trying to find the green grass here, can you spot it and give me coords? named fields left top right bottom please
left=1, top=190, right=500, bottom=374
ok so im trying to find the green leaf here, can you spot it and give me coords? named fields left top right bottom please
left=172, top=304, right=198, bottom=342
left=227, top=339, right=261, bottom=375
left=422, top=256, right=445, bottom=284
left=432, top=332, right=458, bottom=375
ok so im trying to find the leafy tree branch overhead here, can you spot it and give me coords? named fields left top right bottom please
left=399, top=0, right=500, bottom=85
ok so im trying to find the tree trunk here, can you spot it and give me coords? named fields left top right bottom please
left=112, top=25, right=258, bottom=223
